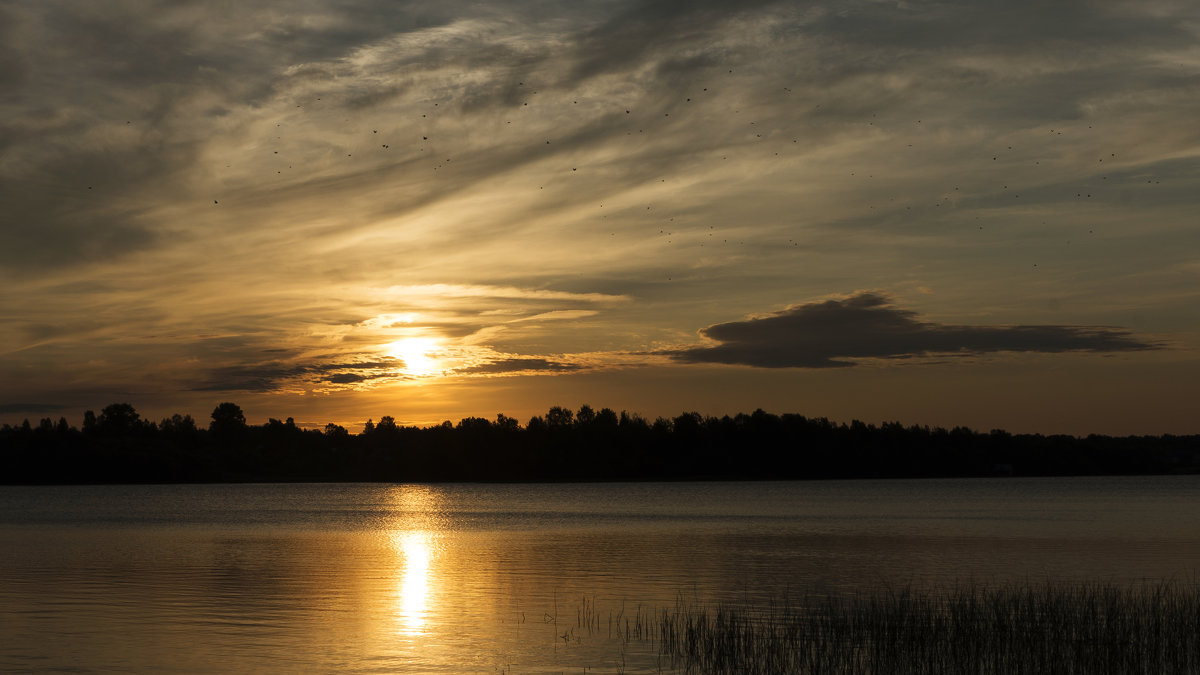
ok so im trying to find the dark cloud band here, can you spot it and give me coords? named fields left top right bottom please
left=456, top=357, right=581, bottom=375
left=0, top=402, right=73, bottom=414
left=191, top=358, right=402, bottom=392
left=667, top=292, right=1160, bottom=368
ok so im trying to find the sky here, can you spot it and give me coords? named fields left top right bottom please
left=2, top=0, right=1199, bottom=435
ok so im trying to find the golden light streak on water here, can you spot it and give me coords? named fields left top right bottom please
left=392, top=530, right=433, bottom=635
left=386, top=485, right=444, bottom=637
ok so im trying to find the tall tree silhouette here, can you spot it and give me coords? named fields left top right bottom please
left=97, top=403, right=142, bottom=435
left=209, top=402, right=246, bottom=434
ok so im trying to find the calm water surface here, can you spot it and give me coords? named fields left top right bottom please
left=2, top=477, right=1198, bottom=673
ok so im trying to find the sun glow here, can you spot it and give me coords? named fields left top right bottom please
left=386, top=337, right=441, bottom=376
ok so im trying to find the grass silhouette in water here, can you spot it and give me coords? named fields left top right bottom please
left=585, top=580, right=1200, bottom=674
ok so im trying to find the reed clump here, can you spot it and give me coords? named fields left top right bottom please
left=647, top=581, right=1200, bottom=674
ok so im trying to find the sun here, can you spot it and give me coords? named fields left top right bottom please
left=386, top=337, right=441, bottom=376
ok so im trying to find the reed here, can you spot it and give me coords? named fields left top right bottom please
left=609, top=580, right=1200, bottom=674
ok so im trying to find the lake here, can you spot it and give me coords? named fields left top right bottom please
left=2, top=477, right=1198, bottom=673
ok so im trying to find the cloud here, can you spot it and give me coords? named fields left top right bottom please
left=667, top=292, right=1161, bottom=368
left=191, top=357, right=402, bottom=391
left=506, top=310, right=599, bottom=323
left=0, top=403, right=72, bottom=415
left=0, top=8, right=26, bottom=89
left=190, top=363, right=305, bottom=392
left=324, top=371, right=396, bottom=384
left=377, top=284, right=628, bottom=304
left=315, top=360, right=400, bottom=384
left=806, top=1, right=1194, bottom=52
left=567, top=0, right=778, bottom=81
left=455, top=357, right=582, bottom=375
left=0, top=142, right=174, bottom=271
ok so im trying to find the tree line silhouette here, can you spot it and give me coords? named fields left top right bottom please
left=2, top=402, right=1197, bottom=484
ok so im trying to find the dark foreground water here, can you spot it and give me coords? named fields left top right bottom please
left=2, top=477, right=1198, bottom=673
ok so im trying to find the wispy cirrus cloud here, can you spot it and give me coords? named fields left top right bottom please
left=372, top=284, right=629, bottom=304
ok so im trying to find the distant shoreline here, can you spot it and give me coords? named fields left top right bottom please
left=6, top=472, right=1200, bottom=488
left=3, top=402, right=1197, bottom=484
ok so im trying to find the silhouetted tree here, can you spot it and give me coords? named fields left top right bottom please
left=495, top=413, right=520, bottom=431
left=545, top=406, right=574, bottom=428
left=595, top=407, right=619, bottom=428
left=576, top=404, right=596, bottom=426
left=160, top=414, right=197, bottom=434
left=209, top=402, right=247, bottom=433
left=97, top=403, right=142, bottom=435
left=619, top=410, right=648, bottom=430
left=456, top=417, right=492, bottom=431
left=673, top=411, right=703, bottom=435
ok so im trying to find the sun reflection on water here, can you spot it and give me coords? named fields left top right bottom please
left=392, top=530, right=434, bottom=635
left=386, top=486, right=444, bottom=637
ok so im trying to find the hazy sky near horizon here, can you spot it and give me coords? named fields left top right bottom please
left=3, top=0, right=1199, bottom=435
